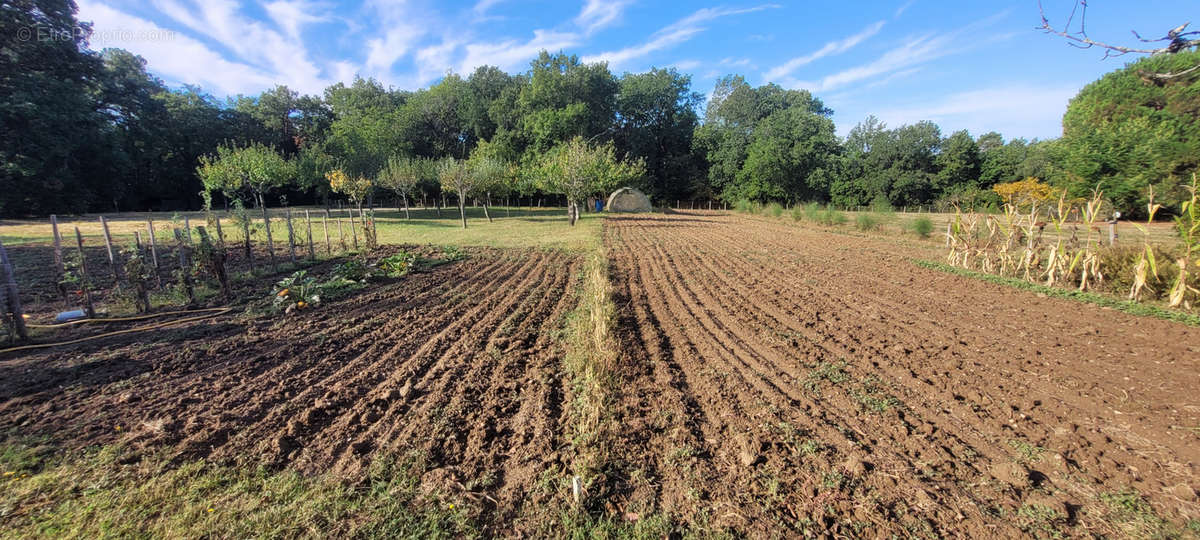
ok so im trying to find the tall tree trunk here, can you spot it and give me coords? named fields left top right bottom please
left=458, top=193, right=467, bottom=229
left=483, top=192, right=493, bottom=223
left=403, top=192, right=410, bottom=220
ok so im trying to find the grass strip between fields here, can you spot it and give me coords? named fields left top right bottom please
left=555, top=246, right=672, bottom=537
left=0, top=440, right=476, bottom=537
left=913, top=259, right=1200, bottom=327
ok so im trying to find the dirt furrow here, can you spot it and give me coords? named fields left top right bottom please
left=604, top=212, right=1200, bottom=536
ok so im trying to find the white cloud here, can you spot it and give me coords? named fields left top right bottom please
left=457, top=29, right=580, bottom=75
left=786, top=30, right=959, bottom=93
left=263, top=0, right=330, bottom=42
left=869, top=85, right=1077, bottom=138
left=764, top=20, right=884, bottom=81
left=575, top=0, right=634, bottom=35
left=363, top=0, right=429, bottom=72
left=894, top=0, right=915, bottom=19
left=148, top=0, right=332, bottom=93
left=582, top=4, right=778, bottom=68
left=77, top=0, right=279, bottom=95
left=669, top=59, right=702, bottom=71
left=473, top=0, right=505, bottom=17
left=787, top=10, right=1011, bottom=94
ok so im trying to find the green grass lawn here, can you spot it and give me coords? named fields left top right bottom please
left=0, top=206, right=601, bottom=254
left=372, top=206, right=601, bottom=252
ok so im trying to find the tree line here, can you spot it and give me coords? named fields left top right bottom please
left=2, top=1, right=1196, bottom=219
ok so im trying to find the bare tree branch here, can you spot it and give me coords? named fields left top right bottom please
left=1037, top=0, right=1200, bottom=57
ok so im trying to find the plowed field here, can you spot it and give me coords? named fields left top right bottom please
left=0, top=248, right=578, bottom=529
left=4, top=211, right=1199, bottom=537
left=604, top=211, right=1200, bottom=537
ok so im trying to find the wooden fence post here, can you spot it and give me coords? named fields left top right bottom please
left=214, top=213, right=225, bottom=249
left=348, top=209, right=359, bottom=250
left=183, top=216, right=192, bottom=245
left=73, top=228, right=95, bottom=317
left=99, top=216, right=121, bottom=287
left=146, top=219, right=159, bottom=270
left=131, top=231, right=150, bottom=312
left=286, top=208, right=297, bottom=264
left=146, top=219, right=162, bottom=289
left=173, top=229, right=194, bottom=304
left=51, top=215, right=66, bottom=298
left=305, top=210, right=315, bottom=260
left=241, top=214, right=253, bottom=267
left=0, top=239, right=29, bottom=341
left=196, top=227, right=230, bottom=301
left=261, top=204, right=277, bottom=271
left=322, top=210, right=331, bottom=254
left=336, top=215, right=346, bottom=252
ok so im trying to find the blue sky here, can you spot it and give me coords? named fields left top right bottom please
left=76, top=0, right=1196, bottom=140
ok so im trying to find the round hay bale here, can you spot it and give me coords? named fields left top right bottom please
left=606, top=187, right=652, bottom=213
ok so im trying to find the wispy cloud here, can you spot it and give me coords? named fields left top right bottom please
left=575, top=0, right=635, bottom=35
left=764, top=20, right=884, bottom=81
left=582, top=4, right=778, bottom=68
left=263, top=0, right=330, bottom=42
left=363, top=0, right=429, bottom=73
left=473, top=0, right=505, bottom=17
left=456, top=29, right=581, bottom=76
left=77, top=0, right=281, bottom=95
left=894, top=0, right=915, bottom=19
left=147, top=0, right=332, bottom=93
left=787, top=10, right=1010, bottom=94
left=871, top=85, right=1076, bottom=137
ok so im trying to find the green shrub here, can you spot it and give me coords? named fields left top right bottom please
left=765, top=202, right=783, bottom=218
left=804, top=202, right=822, bottom=222
left=334, top=259, right=371, bottom=281
left=272, top=271, right=320, bottom=313
left=818, top=205, right=846, bottom=226
left=378, top=251, right=418, bottom=277
left=910, top=216, right=934, bottom=238
left=790, top=205, right=804, bottom=221
left=733, top=199, right=752, bottom=213
left=855, top=212, right=881, bottom=231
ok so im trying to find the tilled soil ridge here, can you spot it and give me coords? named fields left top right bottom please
left=0, top=247, right=579, bottom=530
left=603, top=211, right=1200, bottom=537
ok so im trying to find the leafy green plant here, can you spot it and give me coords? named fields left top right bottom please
left=765, top=202, right=783, bottom=218
left=440, top=246, right=465, bottom=262
left=334, top=259, right=371, bottom=282
left=121, top=245, right=154, bottom=312
left=272, top=270, right=320, bottom=314
left=315, top=276, right=365, bottom=301
left=378, top=251, right=418, bottom=277
left=790, top=205, right=804, bottom=221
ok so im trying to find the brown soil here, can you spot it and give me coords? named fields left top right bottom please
left=603, top=211, right=1200, bottom=537
left=0, top=247, right=579, bottom=533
